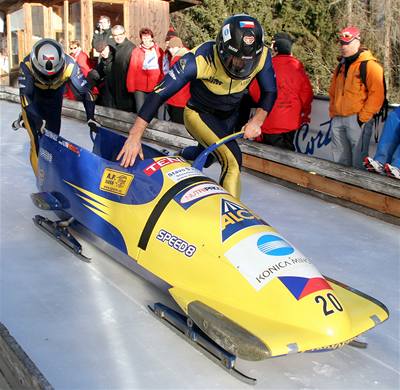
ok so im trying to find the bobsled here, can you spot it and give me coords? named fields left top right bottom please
left=31, top=126, right=389, bottom=384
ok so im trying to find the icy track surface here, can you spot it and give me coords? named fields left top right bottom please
left=1, top=100, right=399, bottom=389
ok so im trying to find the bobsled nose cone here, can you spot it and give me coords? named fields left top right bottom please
left=188, top=301, right=270, bottom=361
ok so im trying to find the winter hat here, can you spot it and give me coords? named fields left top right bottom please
left=168, top=37, right=183, bottom=48
left=273, top=32, right=293, bottom=55
left=338, top=26, right=360, bottom=44
left=94, top=40, right=108, bottom=52
left=165, top=27, right=178, bottom=41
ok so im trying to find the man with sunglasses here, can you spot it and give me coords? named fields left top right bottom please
left=329, top=26, right=385, bottom=169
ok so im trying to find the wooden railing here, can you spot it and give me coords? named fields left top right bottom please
left=1, top=86, right=399, bottom=222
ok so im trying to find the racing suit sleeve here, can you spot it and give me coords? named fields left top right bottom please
left=68, top=62, right=96, bottom=121
left=18, top=62, right=45, bottom=133
left=138, top=52, right=197, bottom=123
left=255, top=49, right=277, bottom=113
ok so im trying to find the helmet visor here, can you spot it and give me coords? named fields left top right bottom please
left=220, top=51, right=260, bottom=79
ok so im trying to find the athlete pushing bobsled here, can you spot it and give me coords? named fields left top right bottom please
left=14, top=38, right=100, bottom=176
left=117, top=14, right=277, bottom=199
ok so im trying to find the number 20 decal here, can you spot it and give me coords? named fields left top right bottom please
left=315, top=293, right=343, bottom=316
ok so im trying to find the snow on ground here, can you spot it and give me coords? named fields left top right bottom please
left=1, top=100, right=399, bottom=389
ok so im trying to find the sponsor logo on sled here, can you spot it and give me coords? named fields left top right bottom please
left=100, top=168, right=134, bottom=196
left=221, top=199, right=267, bottom=242
left=144, top=156, right=185, bottom=176
left=257, top=234, right=294, bottom=256
left=39, top=148, right=53, bottom=163
left=175, top=182, right=227, bottom=209
left=225, top=232, right=322, bottom=291
left=167, top=166, right=205, bottom=183
left=156, top=229, right=196, bottom=257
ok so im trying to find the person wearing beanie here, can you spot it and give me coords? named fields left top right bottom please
left=329, top=26, right=385, bottom=169
left=165, top=37, right=190, bottom=124
left=249, top=32, right=313, bottom=151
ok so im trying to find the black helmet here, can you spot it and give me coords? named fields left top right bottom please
left=30, top=38, right=65, bottom=84
left=216, top=14, right=264, bottom=79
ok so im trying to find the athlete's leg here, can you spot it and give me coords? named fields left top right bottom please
left=184, top=107, right=242, bottom=198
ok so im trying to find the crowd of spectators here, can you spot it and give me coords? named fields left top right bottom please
left=64, top=16, right=396, bottom=178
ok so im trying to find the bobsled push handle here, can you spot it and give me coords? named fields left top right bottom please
left=192, top=131, right=244, bottom=171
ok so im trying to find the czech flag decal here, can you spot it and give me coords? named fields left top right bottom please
left=279, top=276, right=332, bottom=300
left=239, top=21, right=255, bottom=28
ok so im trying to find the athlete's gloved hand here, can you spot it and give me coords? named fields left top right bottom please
left=87, top=118, right=101, bottom=133
left=11, top=113, right=24, bottom=131
left=39, top=119, right=46, bottom=134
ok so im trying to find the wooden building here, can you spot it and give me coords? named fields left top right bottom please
left=0, top=0, right=200, bottom=84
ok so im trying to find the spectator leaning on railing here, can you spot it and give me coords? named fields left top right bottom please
left=249, top=32, right=313, bottom=151
left=364, top=106, right=400, bottom=179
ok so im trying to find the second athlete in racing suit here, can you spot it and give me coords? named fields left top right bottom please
left=117, top=15, right=276, bottom=198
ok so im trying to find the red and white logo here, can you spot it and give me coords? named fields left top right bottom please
left=144, top=156, right=185, bottom=176
left=243, top=36, right=255, bottom=45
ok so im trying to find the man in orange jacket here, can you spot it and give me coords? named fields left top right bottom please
left=329, top=26, right=385, bottom=169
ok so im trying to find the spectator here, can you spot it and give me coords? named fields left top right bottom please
left=364, top=106, right=400, bottom=179
left=88, top=40, right=114, bottom=107
left=65, top=40, right=93, bottom=100
left=162, top=27, right=179, bottom=75
left=126, top=27, right=164, bottom=112
left=165, top=37, right=190, bottom=124
left=92, top=15, right=114, bottom=50
left=109, top=25, right=136, bottom=111
left=116, top=14, right=277, bottom=199
left=249, top=32, right=313, bottom=151
left=329, top=26, right=385, bottom=169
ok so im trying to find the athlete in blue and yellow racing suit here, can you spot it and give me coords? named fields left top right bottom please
left=18, top=38, right=97, bottom=176
left=117, top=15, right=276, bottom=198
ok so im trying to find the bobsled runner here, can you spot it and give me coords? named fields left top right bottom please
left=30, top=126, right=389, bottom=384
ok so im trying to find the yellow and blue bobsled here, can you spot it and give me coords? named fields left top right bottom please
left=32, top=127, right=389, bottom=383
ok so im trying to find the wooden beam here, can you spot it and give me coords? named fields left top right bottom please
left=242, top=154, right=400, bottom=218
left=43, top=5, right=51, bottom=38
left=63, top=0, right=69, bottom=51
left=6, top=13, right=12, bottom=68
left=80, top=0, right=93, bottom=53
left=23, top=2, right=32, bottom=56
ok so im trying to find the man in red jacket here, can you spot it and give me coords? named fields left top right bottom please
left=126, top=27, right=164, bottom=113
left=249, top=33, right=313, bottom=150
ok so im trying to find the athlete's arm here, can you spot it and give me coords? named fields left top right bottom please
left=255, top=49, right=277, bottom=113
left=68, top=62, right=96, bottom=121
left=18, top=62, right=45, bottom=131
left=117, top=52, right=197, bottom=168
left=242, top=49, right=276, bottom=139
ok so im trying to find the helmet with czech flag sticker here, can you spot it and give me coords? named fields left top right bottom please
left=216, top=14, right=264, bottom=80
left=30, top=38, right=66, bottom=84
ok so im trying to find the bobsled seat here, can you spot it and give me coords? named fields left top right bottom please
left=93, top=127, right=167, bottom=162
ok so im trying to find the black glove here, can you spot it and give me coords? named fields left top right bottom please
left=87, top=119, right=101, bottom=133
left=357, top=116, right=365, bottom=128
